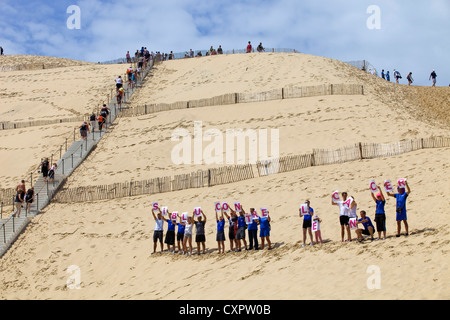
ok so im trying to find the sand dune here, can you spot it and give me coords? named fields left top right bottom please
left=0, top=53, right=449, bottom=300
left=0, top=56, right=128, bottom=188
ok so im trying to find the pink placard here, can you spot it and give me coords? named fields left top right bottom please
left=332, top=191, right=340, bottom=203
left=312, top=221, right=320, bottom=232
left=300, top=204, right=309, bottom=215
left=398, top=179, right=407, bottom=188
left=222, top=202, right=230, bottom=213
left=384, top=180, right=393, bottom=193
left=369, top=180, right=378, bottom=193
left=260, top=208, right=269, bottom=218
left=349, top=218, right=358, bottom=230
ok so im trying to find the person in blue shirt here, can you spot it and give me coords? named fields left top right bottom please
left=216, top=208, right=226, bottom=254
left=371, top=186, right=387, bottom=240
left=355, top=210, right=375, bottom=241
left=230, top=207, right=248, bottom=251
left=176, top=214, right=186, bottom=254
left=259, top=210, right=272, bottom=250
left=247, top=208, right=259, bottom=250
left=387, top=181, right=411, bottom=237
left=299, top=200, right=314, bottom=247
left=162, top=211, right=177, bottom=253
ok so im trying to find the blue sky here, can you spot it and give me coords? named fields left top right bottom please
left=0, top=0, right=449, bottom=86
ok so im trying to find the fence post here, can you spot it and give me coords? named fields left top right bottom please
left=359, top=142, right=363, bottom=160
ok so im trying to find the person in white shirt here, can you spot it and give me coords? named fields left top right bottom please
left=331, top=192, right=355, bottom=242
left=151, top=208, right=165, bottom=254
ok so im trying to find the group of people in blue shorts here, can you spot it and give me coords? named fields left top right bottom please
left=150, top=204, right=272, bottom=255
left=150, top=180, right=411, bottom=255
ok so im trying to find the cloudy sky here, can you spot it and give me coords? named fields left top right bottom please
left=0, top=0, right=448, bottom=86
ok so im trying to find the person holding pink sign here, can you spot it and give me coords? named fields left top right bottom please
left=216, top=208, right=226, bottom=254
left=247, top=208, right=260, bottom=250
left=195, top=209, right=207, bottom=255
left=299, top=200, right=314, bottom=247
left=312, top=214, right=323, bottom=244
left=161, top=211, right=176, bottom=253
left=151, top=208, right=165, bottom=254
left=176, top=213, right=186, bottom=254
left=181, top=215, right=194, bottom=255
left=223, top=208, right=238, bottom=252
left=259, top=209, right=272, bottom=250
left=331, top=192, right=354, bottom=242
left=230, top=206, right=248, bottom=252
left=387, top=181, right=411, bottom=237
left=371, top=186, right=387, bottom=240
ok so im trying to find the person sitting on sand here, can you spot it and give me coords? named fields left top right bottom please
left=355, top=210, right=375, bottom=242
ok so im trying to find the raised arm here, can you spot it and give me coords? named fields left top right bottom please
left=406, top=181, right=411, bottom=195
left=201, top=210, right=207, bottom=223
left=378, top=186, right=385, bottom=201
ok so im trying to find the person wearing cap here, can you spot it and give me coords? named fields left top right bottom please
left=299, top=200, right=314, bottom=247
left=387, top=181, right=411, bottom=237
left=371, top=186, right=387, bottom=240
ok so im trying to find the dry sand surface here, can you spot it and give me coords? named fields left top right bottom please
left=0, top=148, right=449, bottom=300
left=0, top=55, right=128, bottom=188
left=0, top=53, right=449, bottom=300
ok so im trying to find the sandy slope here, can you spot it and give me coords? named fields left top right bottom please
left=0, top=148, right=448, bottom=300
left=0, top=53, right=449, bottom=300
left=0, top=56, right=127, bottom=188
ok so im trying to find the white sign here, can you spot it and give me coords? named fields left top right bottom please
left=260, top=208, right=269, bottom=218
left=384, top=180, right=393, bottom=193
left=181, top=212, right=188, bottom=223
left=161, top=206, right=168, bottom=217
left=397, top=179, right=407, bottom=188
left=194, top=207, right=202, bottom=217
left=171, top=211, right=178, bottom=221
left=349, top=218, right=358, bottom=230
left=152, top=202, right=159, bottom=212
left=214, top=202, right=221, bottom=213
left=300, top=204, right=309, bottom=216
left=312, top=220, right=320, bottom=232
left=222, top=202, right=230, bottom=213
left=245, top=214, right=253, bottom=224
left=343, top=197, right=354, bottom=210
left=332, top=191, right=340, bottom=203
left=369, top=180, right=378, bottom=193
left=234, top=202, right=242, bottom=213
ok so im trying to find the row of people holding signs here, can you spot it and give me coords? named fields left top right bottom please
left=150, top=202, right=272, bottom=255
left=328, top=178, right=411, bottom=243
